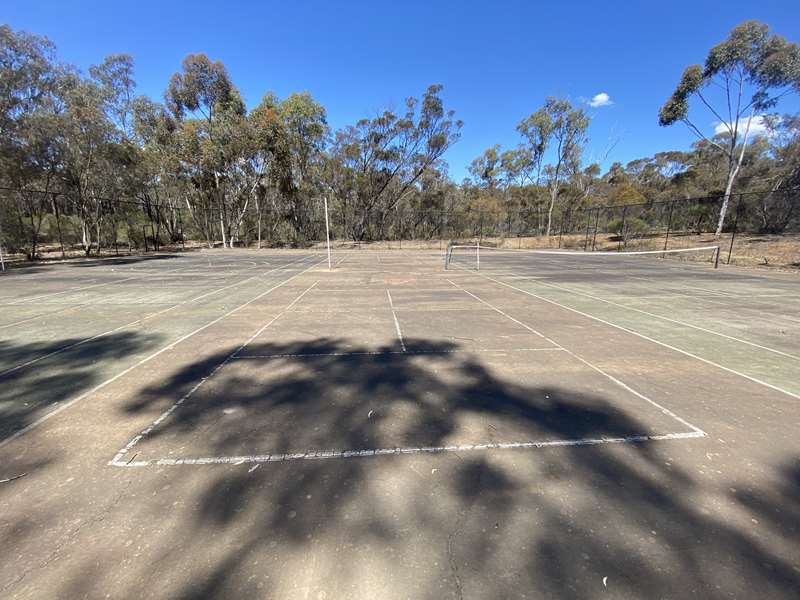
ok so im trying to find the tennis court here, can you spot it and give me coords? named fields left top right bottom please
left=1, top=247, right=798, bottom=599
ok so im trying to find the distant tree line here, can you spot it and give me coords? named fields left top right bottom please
left=0, top=20, right=798, bottom=260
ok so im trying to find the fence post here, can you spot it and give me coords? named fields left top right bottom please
left=178, top=208, right=185, bottom=251
left=662, top=200, right=675, bottom=257
left=439, top=211, right=444, bottom=251
left=591, top=208, right=601, bottom=251
left=399, top=206, right=403, bottom=250
left=583, top=209, right=592, bottom=251
left=0, top=216, right=5, bottom=271
left=142, top=225, right=148, bottom=252
left=151, top=220, right=158, bottom=251
left=727, top=195, right=742, bottom=265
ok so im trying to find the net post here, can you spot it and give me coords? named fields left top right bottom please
left=143, top=226, right=148, bottom=252
left=714, top=246, right=720, bottom=269
left=324, top=196, right=332, bottom=271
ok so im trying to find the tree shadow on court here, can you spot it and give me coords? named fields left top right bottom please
left=47, top=336, right=790, bottom=600
left=0, top=332, right=163, bottom=444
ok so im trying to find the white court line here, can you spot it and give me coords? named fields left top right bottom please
left=314, top=288, right=454, bottom=292
left=234, top=347, right=564, bottom=359
left=594, top=288, right=800, bottom=327
left=3, top=262, right=193, bottom=303
left=321, top=270, right=440, bottom=276
left=474, top=272, right=800, bottom=401
left=110, top=262, right=706, bottom=470
left=445, top=278, right=705, bottom=435
left=0, top=256, right=325, bottom=451
left=289, top=306, right=497, bottom=314
left=6, top=277, right=117, bottom=303
left=386, top=289, right=407, bottom=352
left=0, top=304, right=87, bottom=330
left=0, top=254, right=272, bottom=302
left=109, top=279, right=321, bottom=466
left=0, top=255, right=313, bottom=378
left=526, top=279, right=800, bottom=362
left=116, top=430, right=706, bottom=467
left=0, top=260, right=270, bottom=326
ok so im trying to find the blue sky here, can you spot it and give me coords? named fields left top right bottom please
left=3, top=0, right=799, bottom=181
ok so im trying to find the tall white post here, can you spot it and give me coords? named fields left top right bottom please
left=324, top=196, right=332, bottom=271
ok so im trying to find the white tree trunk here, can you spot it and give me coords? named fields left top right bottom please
left=256, top=199, right=262, bottom=249
left=219, top=212, right=227, bottom=248
left=715, top=111, right=754, bottom=237
left=81, top=220, right=91, bottom=254
left=546, top=185, right=557, bottom=237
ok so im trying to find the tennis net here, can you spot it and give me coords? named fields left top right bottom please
left=444, top=243, right=721, bottom=272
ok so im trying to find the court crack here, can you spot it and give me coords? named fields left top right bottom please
left=1, top=479, right=133, bottom=595
left=446, top=495, right=479, bottom=600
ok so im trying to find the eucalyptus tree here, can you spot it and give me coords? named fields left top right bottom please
left=518, top=97, right=590, bottom=236
left=0, top=25, right=63, bottom=257
left=237, top=91, right=328, bottom=246
left=329, top=84, right=461, bottom=240
left=659, top=20, right=800, bottom=235
left=166, top=54, right=251, bottom=247
left=0, top=25, right=58, bottom=156
left=468, top=145, right=502, bottom=188
left=132, top=96, right=189, bottom=244
left=741, top=115, right=800, bottom=232
left=55, top=69, right=120, bottom=255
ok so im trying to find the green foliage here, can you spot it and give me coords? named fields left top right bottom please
left=468, top=145, right=502, bottom=188
left=1, top=21, right=799, bottom=257
left=659, top=20, right=800, bottom=234
left=658, top=65, right=703, bottom=125
left=661, top=21, right=800, bottom=127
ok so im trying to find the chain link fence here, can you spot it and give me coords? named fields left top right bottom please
left=1, top=187, right=798, bottom=267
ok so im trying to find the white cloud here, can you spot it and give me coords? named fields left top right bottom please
left=713, top=115, right=772, bottom=138
left=588, top=92, right=613, bottom=108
